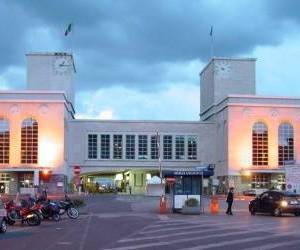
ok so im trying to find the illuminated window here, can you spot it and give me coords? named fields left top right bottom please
left=138, top=135, right=148, bottom=160
left=100, top=134, right=110, bottom=159
left=126, top=135, right=135, bottom=160
left=19, top=173, right=34, bottom=188
left=88, top=134, right=98, bottom=159
left=113, top=135, right=123, bottom=159
left=151, top=135, right=159, bottom=160
left=278, top=123, right=294, bottom=166
left=21, top=118, right=38, bottom=164
left=187, top=136, right=197, bottom=160
left=163, top=135, right=173, bottom=160
left=252, top=122, right=268, bottom=166
left=0, top=119, right=9, bottom=164
left=175, top=135, right=185, bottom=160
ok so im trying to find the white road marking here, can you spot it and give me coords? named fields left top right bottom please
left=138, top=218, right=274, bottom=234
left=157, top=214, right=169, bottom=221
left=181, top=231, right=296, bottom=250
left=243, top=239, right=300, bottom=250
left=57, top=241, right=72, bottom=245
left=119, top=220, right=280, bottom=243
left=105, top=224, right=298, bottom=250
left=79, top=214, right=92, bottom=250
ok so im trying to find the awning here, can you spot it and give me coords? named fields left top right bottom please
left=163, top=164, right=214, bottom=178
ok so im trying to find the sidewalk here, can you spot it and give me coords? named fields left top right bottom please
left=128, top=195, right=250, bottom=214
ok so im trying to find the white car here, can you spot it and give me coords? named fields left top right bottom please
left=243, top=189, right=269, bottom=197
left=0, top=200, right=7, bottom=233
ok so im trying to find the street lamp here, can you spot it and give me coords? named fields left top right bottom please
left=156, top=131, right=162, bottom=184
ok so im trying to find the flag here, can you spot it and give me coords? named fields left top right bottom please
left=210, top=26, right=213, bottom=37
left=65, top=23, right=72, bottom=36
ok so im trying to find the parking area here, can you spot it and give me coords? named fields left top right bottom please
left=1, top=194, right=300, bottom=250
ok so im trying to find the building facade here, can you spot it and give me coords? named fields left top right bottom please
left=0, top=52, right=298, bottom=194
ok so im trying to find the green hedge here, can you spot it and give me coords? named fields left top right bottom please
left=184, top=198, right=199, bottom=207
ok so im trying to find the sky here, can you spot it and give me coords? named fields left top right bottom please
left=1, top=0, right=300, bottom=120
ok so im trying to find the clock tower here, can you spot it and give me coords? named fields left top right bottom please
left=200, top=57, right=256, bottom=120
left=26, top=52, right=76, bottom=106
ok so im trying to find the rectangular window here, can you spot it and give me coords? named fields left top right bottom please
left=0, top=119, right=9, bottom=164
left=175, top=135, right=185, bottom=160
left=113, top=135, right=123, bottom=159
left=187, top=136, right=197, bottom=160
left=163, top=135, right=173, bottom=160
left=100, top=134, right=110, bottom=159
left=151, top=135, right=159, bottom=160
left=88, top=134, right=98, bottom=159
left=126, top=135, right=135, bottom=160
left=138, top=135, right=148, bottom=160
left=21, top=119, right=38, bottom=164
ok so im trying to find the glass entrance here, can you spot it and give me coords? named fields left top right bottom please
left=251, top=174, right=271, bottom=189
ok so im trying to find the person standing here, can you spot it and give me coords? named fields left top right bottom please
left=226, top=187, right=234, bottom=215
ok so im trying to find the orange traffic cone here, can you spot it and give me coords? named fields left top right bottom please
left=210, top=196, right=219, bottom=214
left=159, top=195, right=167, bottom=214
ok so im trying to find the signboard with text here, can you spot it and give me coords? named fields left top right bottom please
left=285, top=165, right=300, bottom=193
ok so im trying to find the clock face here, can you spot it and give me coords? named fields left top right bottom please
left=214, top=61, right=232, bottom=79
left=53, top=57, right=71, bottom=74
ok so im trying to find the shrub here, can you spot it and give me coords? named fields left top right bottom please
left=184, top=198, right=199, bottom=207
left=70, top=196, right=86, bottom=207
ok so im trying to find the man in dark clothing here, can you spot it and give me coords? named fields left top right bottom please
left=226, top=187, right=234, bottom=215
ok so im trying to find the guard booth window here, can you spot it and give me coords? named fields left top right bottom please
left=174, top=176, right=201, bottom=195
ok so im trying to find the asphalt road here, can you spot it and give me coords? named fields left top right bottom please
left=2, top=195, right=300, bottom=250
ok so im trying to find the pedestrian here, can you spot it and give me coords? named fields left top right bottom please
left=129, top=186, right=132, bottom=195
left=226, top=187, right=234, bottom=215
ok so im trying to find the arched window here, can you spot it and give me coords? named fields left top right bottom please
left=21, top=118, right=38, bottom=164
left=0, top=119, right=9, bottom=164
left=252, top=122, right=268, bottom=166
left=278, top=123, right=294, bottom=166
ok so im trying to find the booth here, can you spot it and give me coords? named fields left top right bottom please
left=163, top=165, right=214, bottom=213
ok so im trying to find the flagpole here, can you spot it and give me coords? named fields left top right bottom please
left=64, top=23, right=74, bottom=55
left=210, top=26, right=214, bottom=58
left=211, top=33, right=214, bottom=58
left=70, top=22, right=74, bottom=55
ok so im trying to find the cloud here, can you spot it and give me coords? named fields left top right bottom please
left=1, top=0, right=300, bottom=91
left=98, top=109, right=115, bottom=120
left=1, top=1, right=300, bottom=120
left=75, top=83, right=200, bottom=120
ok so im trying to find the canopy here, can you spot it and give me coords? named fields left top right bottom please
left=162, top=164, right=214, bottom=178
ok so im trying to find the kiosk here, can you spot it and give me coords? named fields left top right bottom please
left=163, top=165, right=214, bottom=213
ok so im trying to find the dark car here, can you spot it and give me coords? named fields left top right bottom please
left=0, top=200, right=7, bottom=233
left=249, top=190, right=300, bottom=217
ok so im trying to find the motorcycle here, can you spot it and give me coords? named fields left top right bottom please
left=5, top=200, right=41, bottom=226
left=34, top=198, right=61, bottom=222
left=55, top=195, right=79, bottom=219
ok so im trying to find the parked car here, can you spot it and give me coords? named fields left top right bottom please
left=249, top=190, right=300, bottom=216
left=0, top=200, right=7, bottom=233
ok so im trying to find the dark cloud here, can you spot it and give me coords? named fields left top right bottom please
left=0, top=0, right=299, bottom=91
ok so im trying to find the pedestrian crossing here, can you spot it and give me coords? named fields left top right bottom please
left=104, top=215, right=300, bottom=250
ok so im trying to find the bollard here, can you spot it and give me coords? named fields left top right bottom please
left=210, top=196, right=219, bottom=214
left=159, top=195, right=167, bottom=214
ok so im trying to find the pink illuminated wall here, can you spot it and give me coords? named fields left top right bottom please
left=0, top=101, right=66, bottom=174
left=228, top=105, right=300, bottom=174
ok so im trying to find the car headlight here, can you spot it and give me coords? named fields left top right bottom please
left=281, top=200, right=288, bottom=207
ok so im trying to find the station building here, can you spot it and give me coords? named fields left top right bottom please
left=0, top=52, right=298, bottom=194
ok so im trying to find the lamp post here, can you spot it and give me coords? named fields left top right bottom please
left=156, top=131, right=162, bottom=184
